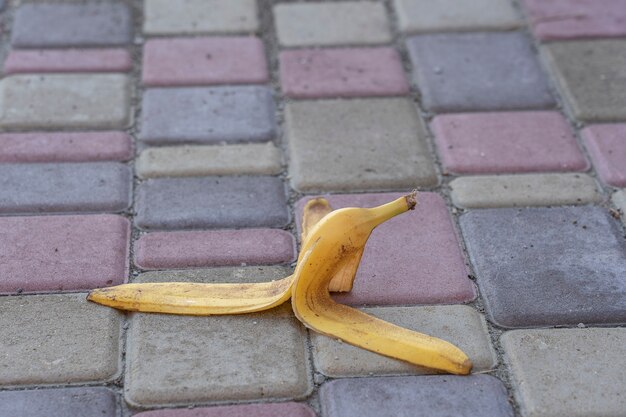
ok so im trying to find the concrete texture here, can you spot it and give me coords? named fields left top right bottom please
left=460, top=206, right=626, bottom=328
left=613, top=189, right=626, bottom=227
left=135, top=176, right=289, bottom=230
left=274, top=2, right=392, bottom=47
left=0, top=294, right=121, bottom=386
left=3, top=48, right=132, bottom=74
left=0, top=387, right=117, bottom=417
left=134, top=403, right=315, bottom=417
left=502, top=328, right=626, bottom=417
left=139, top=86, right=275, bottom=145
left=285, top=98, right=437, bottom=192
left=581, top=123, right=626, bottom=187
left=407, top=32, right=555, bottom=112
left=135, top=265, right=293, bottom=285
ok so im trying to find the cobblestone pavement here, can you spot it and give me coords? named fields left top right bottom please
left=0, top=0, right=625, bottom=416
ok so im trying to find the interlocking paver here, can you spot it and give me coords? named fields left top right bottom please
left=11, top=3, right=132, bottom=47
left=143, top=0, right=259, bottom=35
left=321, top=375, right=514, bottom=417
left=280, top=48, right=409, bottom=99
left=502, top=328, right=626, bottom=417
left=431, top=112, right=588, bottom=174
left=394, top=0, right=521, bottom=33
left=460, top=206, right=626, bottom=328
left=134, top=402, right=315, bottom=417
left=135, top=229, right=295, bottom=270
left=285, top=98, right=437, bottom=192
left=0, top=387, right=118, bottom=417
left=4, top=48, right=132, bottom=74
left=581, top=124, right=626, bottom=187
left=544, top=40, right=626, bottom=122
left=296, top=193, right=474, bottom=305
left=0, top=294, right=121, bottom=386
left=0, top=74, right=131, bottom=129
left=135, top=176, right=289, bottom=230
left=274, top=2, right=392, bottom=47
left=0, top=162, right=131, bottom=214
left=142, top=37, right=268, bottom=86
left=0, top=214, right=129, bottom=294
left=613, top=189, right=626, bottom=226
left=407, top=32, right=555, bottom=112
left=0, top=131, right=132, bottom=163
left=135, top=265, right=293, bottom=285
left=139, top=86, right=275, bottom=145
left=449, top=174, right=602, bottom=209
left=311, top=305, right=495, bottom=377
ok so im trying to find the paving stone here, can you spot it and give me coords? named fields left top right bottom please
left=0, top=293, right=121, bottom=386
left=312, top=305, right=495, bottom=377
left=285, top=98, right=437, bottom=192
left=460, top=206, right=626, bottom=328
left=431, top=111, right=588, bottom=174
left=11, top=3, right=132, bottom=47
left=0, top=387, right=118, bottom=417
left=136, top=143, right=282, bottom=178
left=0, top=162, right=131, bottom=214
left=3, top=48, right=132, bottom=74
left=274, top=2, right=392, bottom=47
left=0, top=131, right=132, bottom=163
left=0, top=214, right=129, bottom=294
left=449, top=174, right=602, bottom=209
left=502, top=328, right=626, bottom=417
left=135, top=176, right=289, bottom=230
left=613, top=189, right=626, bottom=226
left=296, top=193, right=475, bottom=305
left=280, top=47, right=409, bottom=99
left=0, top=74, right=131, bottom=129
left=394, top=0, right=521, bottom=33
left=544, top=40, right=626, bottom=122
left=134, top=402, right=315, bottom=417
left=143, top=0, right=259, bottom=35
left=581, top=124, right=626, bottom=187
left=136, top=265, right=293, bottom=284
left=523, top=0, right=626, bottom=41
left=407, top=32, right=555, bottom=112
left=320, top=375, right=514, bottom=417
left=139, top=86, right=275, bottom=145
left=142, top=37, right=268, bottom=87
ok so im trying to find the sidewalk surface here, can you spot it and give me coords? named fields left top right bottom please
left=0, top=0, right=625, bottom=416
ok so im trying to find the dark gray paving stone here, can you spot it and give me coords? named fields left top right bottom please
left=321, top=375, right=514, bottom=417
left=0, top=387, right=117, bottom=417
left=135, top=176, right=289, bottom=230
left=406, top=32, right=555, bottom=112
left=460, top=206, right=626, bottom=328
left=11, top=3, right=132, bottom=47
left=139, top=86, right=276, bottom=145
left=0, top=162, right=131, bottom=214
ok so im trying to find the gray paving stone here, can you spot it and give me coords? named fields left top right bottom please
left=612, top=189, right=626, bottom=227
left=136, top=265, right=293, bottom=284
left=544, top=40, right=626, bottom=122
left=139, top=86, right=276, bottom=145
left=0, top=293, right=121, bottom=387
left=0, top=387, right=117, bottom=417
left=135, top=176, right=289, bottom=230
left=0, top=163, right=131, bottom=214
left=502, top=328, right=626, bottom=417
left=285, top=98, right=437, bottom=192
left=460, top=206, right=626, bottom=328
left=449, top=174, right=602, bottom=209
left=11, top=3, right=132, bottom=47
left=311, top=305, right=496, bottom=377
left=407, top=32, right=555, bottom=112
left=321, top=375, right=514, bottom=417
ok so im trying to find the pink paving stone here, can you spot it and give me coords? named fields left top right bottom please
left=581, top=123, right=626, bottom=187
left=0, top=131, right=132, bottom=163
left=296, top=192, right=475, bottom=306
left=523, top=0, right=626, bottom=41
left=3, top=48, right=132, bottom=74
left=431, top=111, right=589, bottom=175
left=142, top=37, right=269, bottom=87
left=135, top=228, right=296, bottom=270
left=279, top=47, right=410, bottom=99
left=134, top=403, right=315, bottom=417
left=0, top=214, right=130, bottom=294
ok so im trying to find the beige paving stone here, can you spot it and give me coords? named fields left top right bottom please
left=449, top=173, right=603, bottom=208
left=612, top=189, right=626, bottom=226
left=311, top=305, right=496, bottom=377
left=0, top=74, right=131, bottom=129
left=135, top=265, right=293, bottom=284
